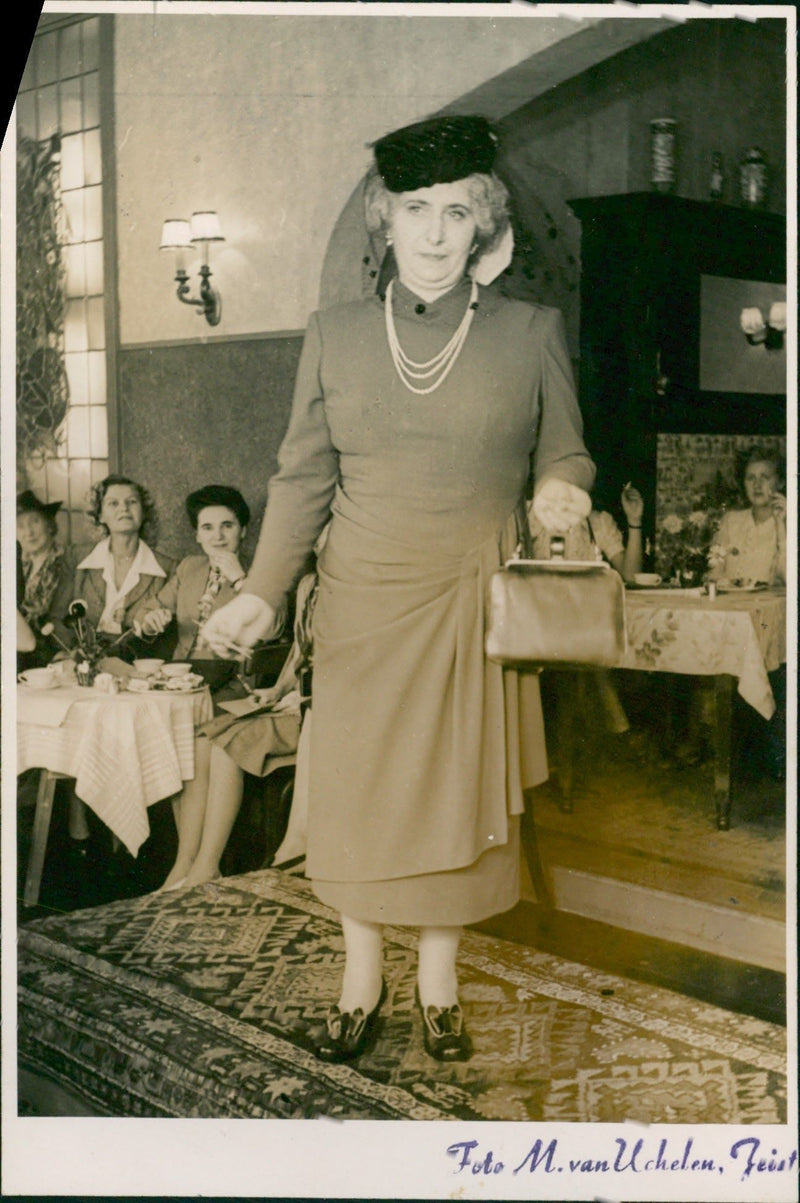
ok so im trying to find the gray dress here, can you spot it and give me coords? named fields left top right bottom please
left=245, top=279, right=595, bottom=924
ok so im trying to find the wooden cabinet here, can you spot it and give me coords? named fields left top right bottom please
left=567, top=194, right=786, bottom=527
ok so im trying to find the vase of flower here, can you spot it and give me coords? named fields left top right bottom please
left=677, top=552, right=709, bottom=588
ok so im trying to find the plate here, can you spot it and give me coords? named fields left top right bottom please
left=716, top=582, right=769, bottom=593
left=18, top=673, right=60, bottom=690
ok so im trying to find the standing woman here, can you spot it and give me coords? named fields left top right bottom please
left=50, top=474, right=176, bottom=655
left=202, top=116, right=595, bottom=1063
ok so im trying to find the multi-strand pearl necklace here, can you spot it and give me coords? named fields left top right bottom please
left=385, top=277, right=478, bottom=395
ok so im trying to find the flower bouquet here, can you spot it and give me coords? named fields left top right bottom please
left=656, top=474, right=741, bottom=586
left=41, top=600, right=135, bottom=686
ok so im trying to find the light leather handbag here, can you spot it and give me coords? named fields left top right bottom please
left=485, top=502, right=628, bottom=668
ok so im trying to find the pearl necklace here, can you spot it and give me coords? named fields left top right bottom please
left=385, top=278, right=478, bottom=395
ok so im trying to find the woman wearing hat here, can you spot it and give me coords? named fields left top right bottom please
left=16, top=489, right=68, bottom=664
left=202, top=115, right=595, bottom=1064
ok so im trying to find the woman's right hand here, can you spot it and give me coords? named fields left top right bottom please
left=134, top=607, right=173, bottom=637
left=200, top=594, right=279, bottom=659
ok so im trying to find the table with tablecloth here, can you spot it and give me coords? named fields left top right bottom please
left=548, top=587, right=787, bottom=829
left=620, top=586, right=786, bottom=718
left=17, top=684, right=213, bottom=858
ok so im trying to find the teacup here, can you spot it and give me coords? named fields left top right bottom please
left=633, top=573, right=662, bottom=587
left=20, top=667, right=58, bottom=690
left=162, top=662, right=192, bottom=677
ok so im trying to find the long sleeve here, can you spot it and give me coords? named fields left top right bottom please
left=532, top=309, right=595, bottom=494
left=244, top=313, right=339, bottom=609
left=47, top=544, right=82, bottom=647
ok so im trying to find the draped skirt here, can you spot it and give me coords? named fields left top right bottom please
left=306, top=501, right=548, bottom=926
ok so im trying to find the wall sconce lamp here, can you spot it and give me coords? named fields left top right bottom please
left=740, top=301, right=786, bottom=350
left=160, top=211, right=224, bottom=326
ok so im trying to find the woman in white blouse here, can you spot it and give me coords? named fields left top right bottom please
left=710, top=447, right=787, bottom=587
left=51, top=475, right=176, bottom=654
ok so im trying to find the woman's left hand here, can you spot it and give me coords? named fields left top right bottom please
left=532, top=478, right=592, bottom=532
left=620, top=483, right=644, bottom=526
left=209, top=549, right=246, bottom=585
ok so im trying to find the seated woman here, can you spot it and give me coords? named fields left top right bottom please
left=50, top=474, right=176, bottom=659
left=135, top=484, right=256, bottom=688
left=709, top=445, right=787, bottom=586
left=16, top=490, right=69, bottom=667
left=155, top=570, right=317, bottom=891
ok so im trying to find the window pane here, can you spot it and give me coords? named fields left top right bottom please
left=82, top=18, right=100, bottom=72
left=68, top=458, right=92, bottom=510
left=37, top=84, right=59, bottom=142
left=60, top=133, right=85, bottom=191
left=91, top=459, right=109, bottom=485
left=66, top=406, right=91, bottom=458
left=45, top=457, right=69, bottom=502
left=84, top=240, right=103, bottom=294
left=83, top=73, right=99, bottom=128
left=64, top=299, right=88, bottom=352
left=25, top=460, right=48, bottom=498
left=65, top=352, right=89, bottom=404
left=87, top=351, right=106, bottom=405
left=87, top=297, right=105, bottom=350
left=16, top=93, right=37, bottom=140
left=83, top=128, right=101, bottom=186
left=90, top=408, right=108, bottom=458
left=64, top=244, right=86, bottom=297
left=60, top=76, right=82, bottom=134
left=62, top=189, right=85, bottom=243
left=60, top=22, right=82, bottom=77
left=20, top=49, right=36, bottom=91
left=38, top=32, right=59, bottom=85
left=83, top=185, right=102, bottom=240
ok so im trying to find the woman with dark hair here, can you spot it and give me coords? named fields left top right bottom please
left=202, top=115, right=595, bottom=1064
left=50, top=474, right=175, bottom=653
left=16, top=489, right=68, bottom=664
left=139, top=484, right=299, bottom=891
left=136, top=484, right=253, bottom=669
left=709, top=445, right=787, bottom=586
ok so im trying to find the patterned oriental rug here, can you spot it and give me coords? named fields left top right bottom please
left=18, top=870, right=786, bottom=1122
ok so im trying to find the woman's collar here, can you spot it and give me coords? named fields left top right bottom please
left=389, top=276, right=476, bottom=318
left=78, top=537, right=166, bottom=577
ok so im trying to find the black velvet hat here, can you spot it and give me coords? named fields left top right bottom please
left=373, top=115, right=498, bottom=193
left=17, top=489, right=62, bottom=518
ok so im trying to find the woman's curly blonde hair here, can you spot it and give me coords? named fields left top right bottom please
left=87, top=474, right=159, bottom=544
left=364, top=166, right=510, bottom=258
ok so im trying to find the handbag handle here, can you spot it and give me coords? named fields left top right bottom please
left=515, top=497, right=600, bottom=561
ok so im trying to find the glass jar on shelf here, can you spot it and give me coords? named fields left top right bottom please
left=739, top=147, right=768, bottom=208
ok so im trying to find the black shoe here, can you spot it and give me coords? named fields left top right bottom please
left=312, top=978, right=387, bottom=1063
left=415, top=987, right=473, bottom=1062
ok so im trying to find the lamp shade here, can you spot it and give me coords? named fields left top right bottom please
left=159, top=219, right=192, bottom=249
left=190, top=211, right=224, bottom=242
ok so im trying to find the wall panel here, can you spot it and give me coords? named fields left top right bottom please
left=118, top=335, right=302, bottom=562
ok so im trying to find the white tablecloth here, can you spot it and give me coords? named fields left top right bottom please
left=620, top=588, right=786, bottom=719
left=17, top=685, right=214, bottom=856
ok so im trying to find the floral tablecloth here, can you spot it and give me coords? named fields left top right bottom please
left=619, top=588, right=786, bottom=719
left=17, top=686, right=214, bottom=855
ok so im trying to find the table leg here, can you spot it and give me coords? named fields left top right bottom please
left=24, top=770, right=66, bottom=907
left=554, top=673, right=582, bottom=812
left=521, top=795, right=553, bottom=908
left=713, top=675, right=734, bottom=831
